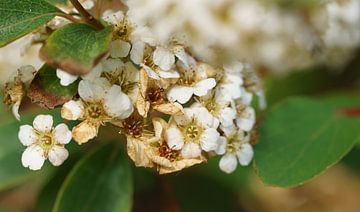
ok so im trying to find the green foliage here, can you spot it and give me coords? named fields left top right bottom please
left=53, top=142, right=133, bottom=212
left=0, top=0, right=60, bottom=47
left=27, top=64, right=79, bottom=108
left=41, top=23, right=113, bottom=75
left=45, top=0, right=68, bottom=5
left=254, top=96, right=360, bottom=187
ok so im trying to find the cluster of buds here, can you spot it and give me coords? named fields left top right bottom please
left=8, top=8, right=265, bottom=174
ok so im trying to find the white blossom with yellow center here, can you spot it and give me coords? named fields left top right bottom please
left=192, top=89, right=236, bottom=128
left=216, top=125, right=253, bottom=174
left=61, top=78, right=133, bottom=144
left=166, top=107, right=220, bottom=159
left=18, top=115, right=72, bottom=170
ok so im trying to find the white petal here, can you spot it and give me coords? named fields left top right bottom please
left=193, top=78, right=216, bottom=97
left=215, top=136, right=227, bottom=155
left=61, top=100, right=84, bottom=120
left=236, top=107, right=256, bottom=132
left=200, top=128, right=219, bottom=152
left=256, top=91, right=267, bottom=110
left=102, top=58, right=124, bottom=72
left=167, top=86, right=194, bottom=104
left=173, top=111, right=191, bottom=126
left=241, top=88, right=253, bottom=105
left=153, top=47, right=175, bottom=71
left=219, top=154, right=238, bottom=174
left=102, top=10, right=124, bottom=24
left=18, top=125, right=37, bottom=146
left=110, top=40, right=131, bottom=58
left=72, top=121, right=98, bottom=145
left=181, top=143, right=201, bottom=159
left=48, top=146, right=69, bottom=166
left=53, top=124, right=72, bottom=145
left=218, top=107, right=236, bottom=127
left=173, top=46, right=189, bottom=65
left=78, top=79, right=109, bottom=102
left=56, top=69, right=78, bottom=86
left=82, top=63, right=103, bottom=81
left=12, top=102, right=21, bottom=121
left=142, top=65, right=160, bottom=80
left=194, top=107, right=218, bottom=129
left=165, top=126, right=184, bottom=150
left=104, top=85, right=134, bottom=119
left=81, top=0, right=94, bottom=10
left=33, top=115, right=53, bottom=132
left=21, top=145, right=45, bottom=171
left=158, top=70, right=180, bottom=79
left=237, top=143, right=254, bottom=166
left=130, top=41, right=145, bottom=64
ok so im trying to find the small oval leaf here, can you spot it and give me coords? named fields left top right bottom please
left=41, top=23, right=113, bottom=75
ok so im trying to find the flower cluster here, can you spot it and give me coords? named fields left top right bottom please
left=14, top=8, right=264, bottom=174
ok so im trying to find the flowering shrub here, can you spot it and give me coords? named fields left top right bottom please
left=0, top=0, right=359, bottom=211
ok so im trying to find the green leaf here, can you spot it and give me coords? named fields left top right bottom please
left=27, top=64, right=79, bottom=109
left=0, top=110, right=66, bottom=191
left=45, top=0, right=67, bottom=5
left=53, top=142, right=133, bottom=212
left=35, top=153, right=81, bottom=212
left=41, top=23, right=113, bottom=75
left=254, top=96, right=360, bottom=187
left=0, top=0, right=60, bottom=47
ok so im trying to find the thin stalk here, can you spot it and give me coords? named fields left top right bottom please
left=69, top=0, right=104, bottom=30
left=55, top=13, right=82, bottom=24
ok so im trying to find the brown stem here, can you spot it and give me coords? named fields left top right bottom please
left=55, top=12, right=82, bottom=24
left=69, top=0, right=104, bottom=30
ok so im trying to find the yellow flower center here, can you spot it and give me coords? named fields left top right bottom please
left=122, top=112, right=145, bottom=138
left=114, top=19, right=133, bottom=41
left=183, top=121, right=203, bottom=142
left=84, top=102, right=108, bottom=125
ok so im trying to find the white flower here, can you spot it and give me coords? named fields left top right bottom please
left=3, top=65, right=37, bottom=121
left=165, top=107, right=220, bottom=159
left=167, top=53, right=216, bottom=104
left=216, top=126, right=254, bottom=174
left=61, top=78, right=133, bottom=144
left=219, top=61, right=244, bottom=101
left=235, top=104, right=256, bottom=132
left=193, top=89, right=236, bottom=128
left=18, top=115, right=72, bottom=170
left=130, top=42, right=179, bottom=80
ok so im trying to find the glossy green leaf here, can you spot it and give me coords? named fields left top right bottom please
left=254, top=96, right=360, bottom=187
left=0, top=0, right=60, bottom=47
left=35, top=153, right=81, bottom=212
left=53, top=143, right=133, bottom=212
left=41, top=23, right=113, bottom=75
left=27, top=64, right=79, bottom=109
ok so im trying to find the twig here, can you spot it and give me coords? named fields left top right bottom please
left=69, top=0, right=104, bottom=30
left=55, top=12, right=82, bottom=24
